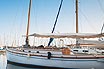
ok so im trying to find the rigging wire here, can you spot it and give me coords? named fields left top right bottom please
left=97, top=0, right=104, bottom=14
left=97, top=0, right=104, bottom=34
left=97, top=0, right=104, bottom=31
left=72, top=0, right=75, bottom=33
left=79, top=0, right=104, bottom=33
left=75, top=0, right=98, bottom=33
left=97, top=0, right=104, bottom=20
left=79, top=8, right=98, bottom=33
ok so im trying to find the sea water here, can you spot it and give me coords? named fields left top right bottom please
left=0, top=52, right=104, bottom=69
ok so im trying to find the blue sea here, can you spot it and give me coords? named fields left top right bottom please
left=0, top=52, right=104, bottom=69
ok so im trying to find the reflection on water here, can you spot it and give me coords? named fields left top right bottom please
left=6, top=64, right=41, bottom=69
left=0, top=53, right=7, bottom=69
left=1, top=52, right=104, bottom=69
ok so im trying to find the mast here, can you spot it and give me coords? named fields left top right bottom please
left=76, top=0, right=78, bottom=33
left=25, top=0, right=32, bottom=48
left=76, top=0, right=79, bottom=46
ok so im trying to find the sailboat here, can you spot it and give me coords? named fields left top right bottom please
left=6, top=0, right=104, bottom=68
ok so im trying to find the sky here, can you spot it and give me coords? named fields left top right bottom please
left=0, top=0, right=104, bottom=46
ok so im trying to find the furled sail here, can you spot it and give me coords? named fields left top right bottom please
left=29, top=33, right=104, bottom=38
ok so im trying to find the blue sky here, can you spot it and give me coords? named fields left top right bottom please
left=0, top=0, right=104, bottom=46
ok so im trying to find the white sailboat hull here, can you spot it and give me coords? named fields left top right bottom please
left=6, top=48, right=104, bottom=69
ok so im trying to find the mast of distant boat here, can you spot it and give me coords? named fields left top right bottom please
left=25, top=0, right=32, bottom=48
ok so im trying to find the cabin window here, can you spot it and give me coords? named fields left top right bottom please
left=83, top=50, right=88, bottom=52
left=102, top=52, right=104, bottom=53
left=73, top=50, right=78, bottom=52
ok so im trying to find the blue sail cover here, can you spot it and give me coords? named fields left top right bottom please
left=48, top=38, right=54, bottom=46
